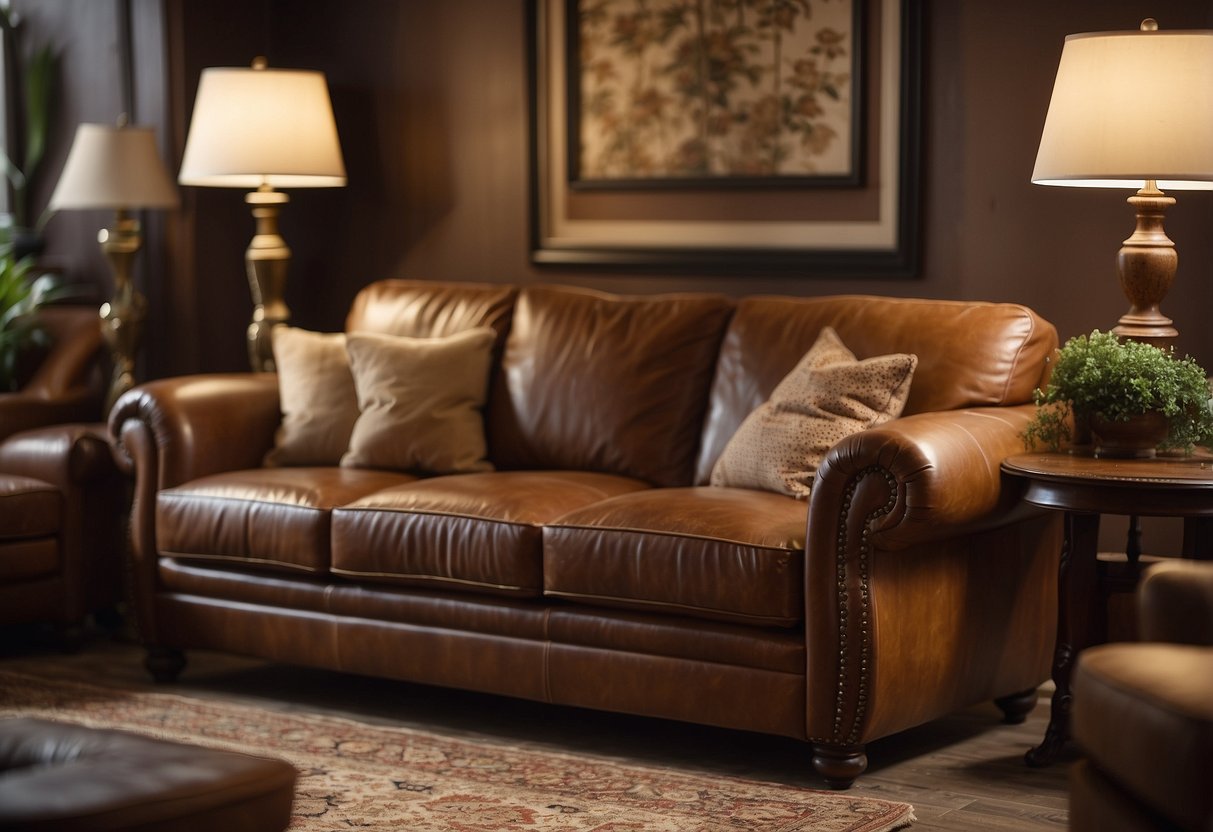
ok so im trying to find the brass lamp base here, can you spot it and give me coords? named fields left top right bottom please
left=99, top=210, right=146, bottom=412
left=244, top=186, right=291, bottom=372
left=1112, top=182, right=1178, bottom=348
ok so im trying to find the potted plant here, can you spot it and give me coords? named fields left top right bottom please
left=0, top=245, right=73, bottom=390
left=1023, top=329, right=1213, bottom=458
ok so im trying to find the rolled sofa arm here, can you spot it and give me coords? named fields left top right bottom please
left=809, top=404, right=1041, bottom=553
left=804, top=403, right=1053, bottom=751
left=108, top=374, right=281, bottom=489
left=108, top=374, right=280, bottom=645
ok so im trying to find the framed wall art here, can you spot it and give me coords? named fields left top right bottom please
left=528, top=0, right=922, bottom=275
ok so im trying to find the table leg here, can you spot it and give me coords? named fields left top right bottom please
left=1027, top=510, right=1101, bottom=767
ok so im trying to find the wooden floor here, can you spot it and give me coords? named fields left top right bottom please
left=0, top=627, right=1072, bottom=830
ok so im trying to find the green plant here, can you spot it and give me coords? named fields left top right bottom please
left=0, top=246, right=72, bottom=390
left=0, top=7, right=58, bottom=231
left=1023, top=329, right=1213, bottom=452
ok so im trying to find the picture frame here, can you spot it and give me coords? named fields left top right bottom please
left=528, top=0, right=922, bottom=275
left=568, top=0, right=865, bottom=190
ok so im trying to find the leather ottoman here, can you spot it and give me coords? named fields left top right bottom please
left=0, top=717, right=296, bottom=831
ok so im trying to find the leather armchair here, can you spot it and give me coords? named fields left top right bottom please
left=1070, top=559, right=1213, bottom=831
left=0, top=306, right=121, bottom=639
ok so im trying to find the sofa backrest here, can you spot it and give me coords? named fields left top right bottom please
left=20, top=305, right=106, bottom=402
left=346, top=279, right=518, bottom=348
left=486, top=284, right=733, bottom=488
left=693, top=294, right=1058, bottom=484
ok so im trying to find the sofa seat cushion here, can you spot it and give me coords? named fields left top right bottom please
left=0, top=475, right=60, bottom=540
left=157, top=467, right=416, bottom=574
left=0, top=540, right=59, bottom=581
left=543, top=487, right=806, bottom=627
left=331, top=471, right=651, bottom=597
left=1073, top=642, right=1213, bottom=832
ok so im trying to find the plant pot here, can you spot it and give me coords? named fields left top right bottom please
left=1090, top=411, right=1169, bottom=459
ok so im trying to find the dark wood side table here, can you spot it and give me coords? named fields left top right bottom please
left=1001, top=452, right=1213, bottom=766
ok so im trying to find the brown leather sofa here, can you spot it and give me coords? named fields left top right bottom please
left=0, top=306, right=124, bottom=640
left=109, top=280, right=1062, bottom=788
left=1070, top=559, right=1213, bottom=832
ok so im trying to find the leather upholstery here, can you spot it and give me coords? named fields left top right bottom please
left=544, top=486, right=806, bottom=626
left=695, top=295, right=1056, bottom=483
left=0, top=306, right=105, bottom=445
left=157, top=467, right=414, bottom=574
left=109, top=279, right=1062, bottom=788
left=0, top=475, right=61, bottom=538
left=345, top=278, right=517, bottom=347
left=0, top=424, right=124, bottom=628
left=488, top=285, right=733, bottom=487
left=1070, top=560, right=1213, bottom=832
left=0, top=717, right=296, bottom=832
left=332, top=470, right=650, bottom=596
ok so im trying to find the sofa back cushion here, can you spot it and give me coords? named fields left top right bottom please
left=488, top=285, right=733, bottom=488
left=346, top=279, right=517, bottom=347
left=694, top=295, right=1057, bottom=484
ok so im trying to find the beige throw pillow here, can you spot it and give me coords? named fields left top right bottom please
left=264, top=326, right=360, bottom=466
left=710, top=327, right=917, bottom=498
left=341, top=327, right=496, bottom=474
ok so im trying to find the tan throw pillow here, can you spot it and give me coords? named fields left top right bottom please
left=264, top=326, right=360, bottom=466
left=341, top=327, right=496, bottom=474
left=710, top=327, right=917, bottom=498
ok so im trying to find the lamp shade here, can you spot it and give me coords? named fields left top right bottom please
left=1032, top=25, right=1213, bottom=190
left=49, top=123, right=179, bottom=210
left=178, top=64, right=346, bottom=189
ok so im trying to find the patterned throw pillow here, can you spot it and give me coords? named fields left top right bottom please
left=710, top=327, right=917, bottom=498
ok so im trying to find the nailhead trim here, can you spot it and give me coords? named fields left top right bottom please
left=830, top=465, right=897, bottom=745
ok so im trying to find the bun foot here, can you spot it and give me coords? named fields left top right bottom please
left=995, top=687, right=1039, bottom=725
left=811, top=743, right=867, bottom=789
left=145, top=646, right=186, bottom=683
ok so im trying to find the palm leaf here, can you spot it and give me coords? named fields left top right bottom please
left=22, top=45, right=56, bottom=187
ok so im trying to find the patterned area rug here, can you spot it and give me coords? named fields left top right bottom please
left=0, top=669, right=913, bottom=831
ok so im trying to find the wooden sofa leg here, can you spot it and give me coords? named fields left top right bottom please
left=145, top=647, right=187, bottom=683
left=994, top=687, right=1039, bottom=724
left=811, top=743, right=867, bottom=789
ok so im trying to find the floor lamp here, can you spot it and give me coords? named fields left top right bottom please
left=1032, top=19, right=1213, bottom=347
left=48, top=121, right=178, bottom=411
left=177, top=57, right=346, bottom=372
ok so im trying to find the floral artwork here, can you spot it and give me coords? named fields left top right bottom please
left=574, top=0, right=857, bottom=184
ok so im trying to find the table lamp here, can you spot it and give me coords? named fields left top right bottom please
left=1032, top=19, right=1213, bottom=346
left=178, top=57, right=346, bottom=372
left=48, top=120, right=179, bottom=410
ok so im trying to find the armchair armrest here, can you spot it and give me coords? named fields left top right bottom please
left=0, top=423, right=114, bottom=491
left=0, top=391, right=100, bottom=445
left=1139, top=559, right=1213, bottom=646
left=108, top=373, right=281, bottom=489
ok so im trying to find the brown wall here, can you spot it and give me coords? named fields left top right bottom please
left=20, top=0, right=1213, bottom=375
